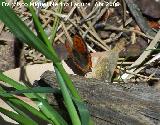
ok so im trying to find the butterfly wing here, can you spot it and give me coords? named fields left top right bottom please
left=72, top=34, right=92, bottom=73
left=65, top=34, right=92, bottom=75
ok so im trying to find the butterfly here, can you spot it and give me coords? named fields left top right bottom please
left=65, top=34, right=92, bottom=75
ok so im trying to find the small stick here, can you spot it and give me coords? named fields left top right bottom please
left=122, top=30, right=160, bottom=80
left=61, top=22, right=73, bottom=47
left=124, top=0, right=155, bottom=36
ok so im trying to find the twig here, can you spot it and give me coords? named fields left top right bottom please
left=86, top=43, right=96, bottom=53
left=148, top=53, right=160, bottom=64
left=104, top=17, right=133, bottom=43
left=121, top=30, right=160, bottom=80
left=64, top=6, right=76, bottom=21
left=61, top=22, right=73, bottom=46
left=81, top=6, right=100, bottom=23
left=86, top=0, right=96, bottom=12
left=74, top=0, right=110, bottom=50
left=124, top=0, right=155, bottom=36
left=118, top=67, right=160, bottom=81
left=55, top=24, right=73, bottom=42
left=83, top=6, right=108, bottom=37
left=41, top=9, right=67, bottom=19
left=104, top=24, right=160, bottom=42
left=83, top=24, right=110, bottom=50
left=68, top=19, right=109, bottom=51
left=126, top=53, right=160, bottom=79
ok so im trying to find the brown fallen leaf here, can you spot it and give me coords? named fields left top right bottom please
left=87, top=38, right=126, bottom=82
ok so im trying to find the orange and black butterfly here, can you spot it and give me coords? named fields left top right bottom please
left=65, top=34, right=92, bottom=76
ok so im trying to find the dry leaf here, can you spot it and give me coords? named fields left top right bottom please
left=88, top=38, right=126, bottom=82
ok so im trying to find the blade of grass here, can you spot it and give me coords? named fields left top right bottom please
left=73, top=98, right=90, bottom=125
left=0, top=87, right=51, bottom=123
left=55, top=64, right=94, bottom=125
left=55, top=63, right=81, bottom=99
left=0, top=5, right=69, bottom=123
left=54, top=65, right=94, bottom=125
left=0, top=73, right=68, bottom=125
left=35, top=93, right=68, bottom=125
left=54, top=67, right=81, bottom=125
left=5, top=101, right=39, bottom=125
left=10, top=87, right=60, bottom=94
left=0, top=73, right=67, bottom=125
left=0, top=107, right=37, bottom=125
left=0, top=72, right=35, bottom=98
left=0, top=93, right=66, bottom=125
left=50, top=0, right=64, bottom=42
left=6, top=84, right=92, bottom=125
left=8, top=99, right=52, bottom=124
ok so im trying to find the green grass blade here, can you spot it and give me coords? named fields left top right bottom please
left=55, top=63, right=81, bottom=100
left=9, top=99, right=52, bottom=123
left=5, top=101, right=38, bottom=125
left=0, top=72, right=36, bottom=98
left=55, top=67, right=81, bottom=125
left=0, top=86, right=51, bottom=123
left=50, top=0, right=64, bottom=42
left=0, top=72, right=27, bottom=90
left=2, top=92, right=67, bottom=125
left=73, top=98, right=90, bottom=125
left=10, top=87, right=60, bottom=94
left=0, top=107, right=37, bottom=125
left=35, top=94, right=68, bottom=125
left=0, top=73, right=68, bottom=125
